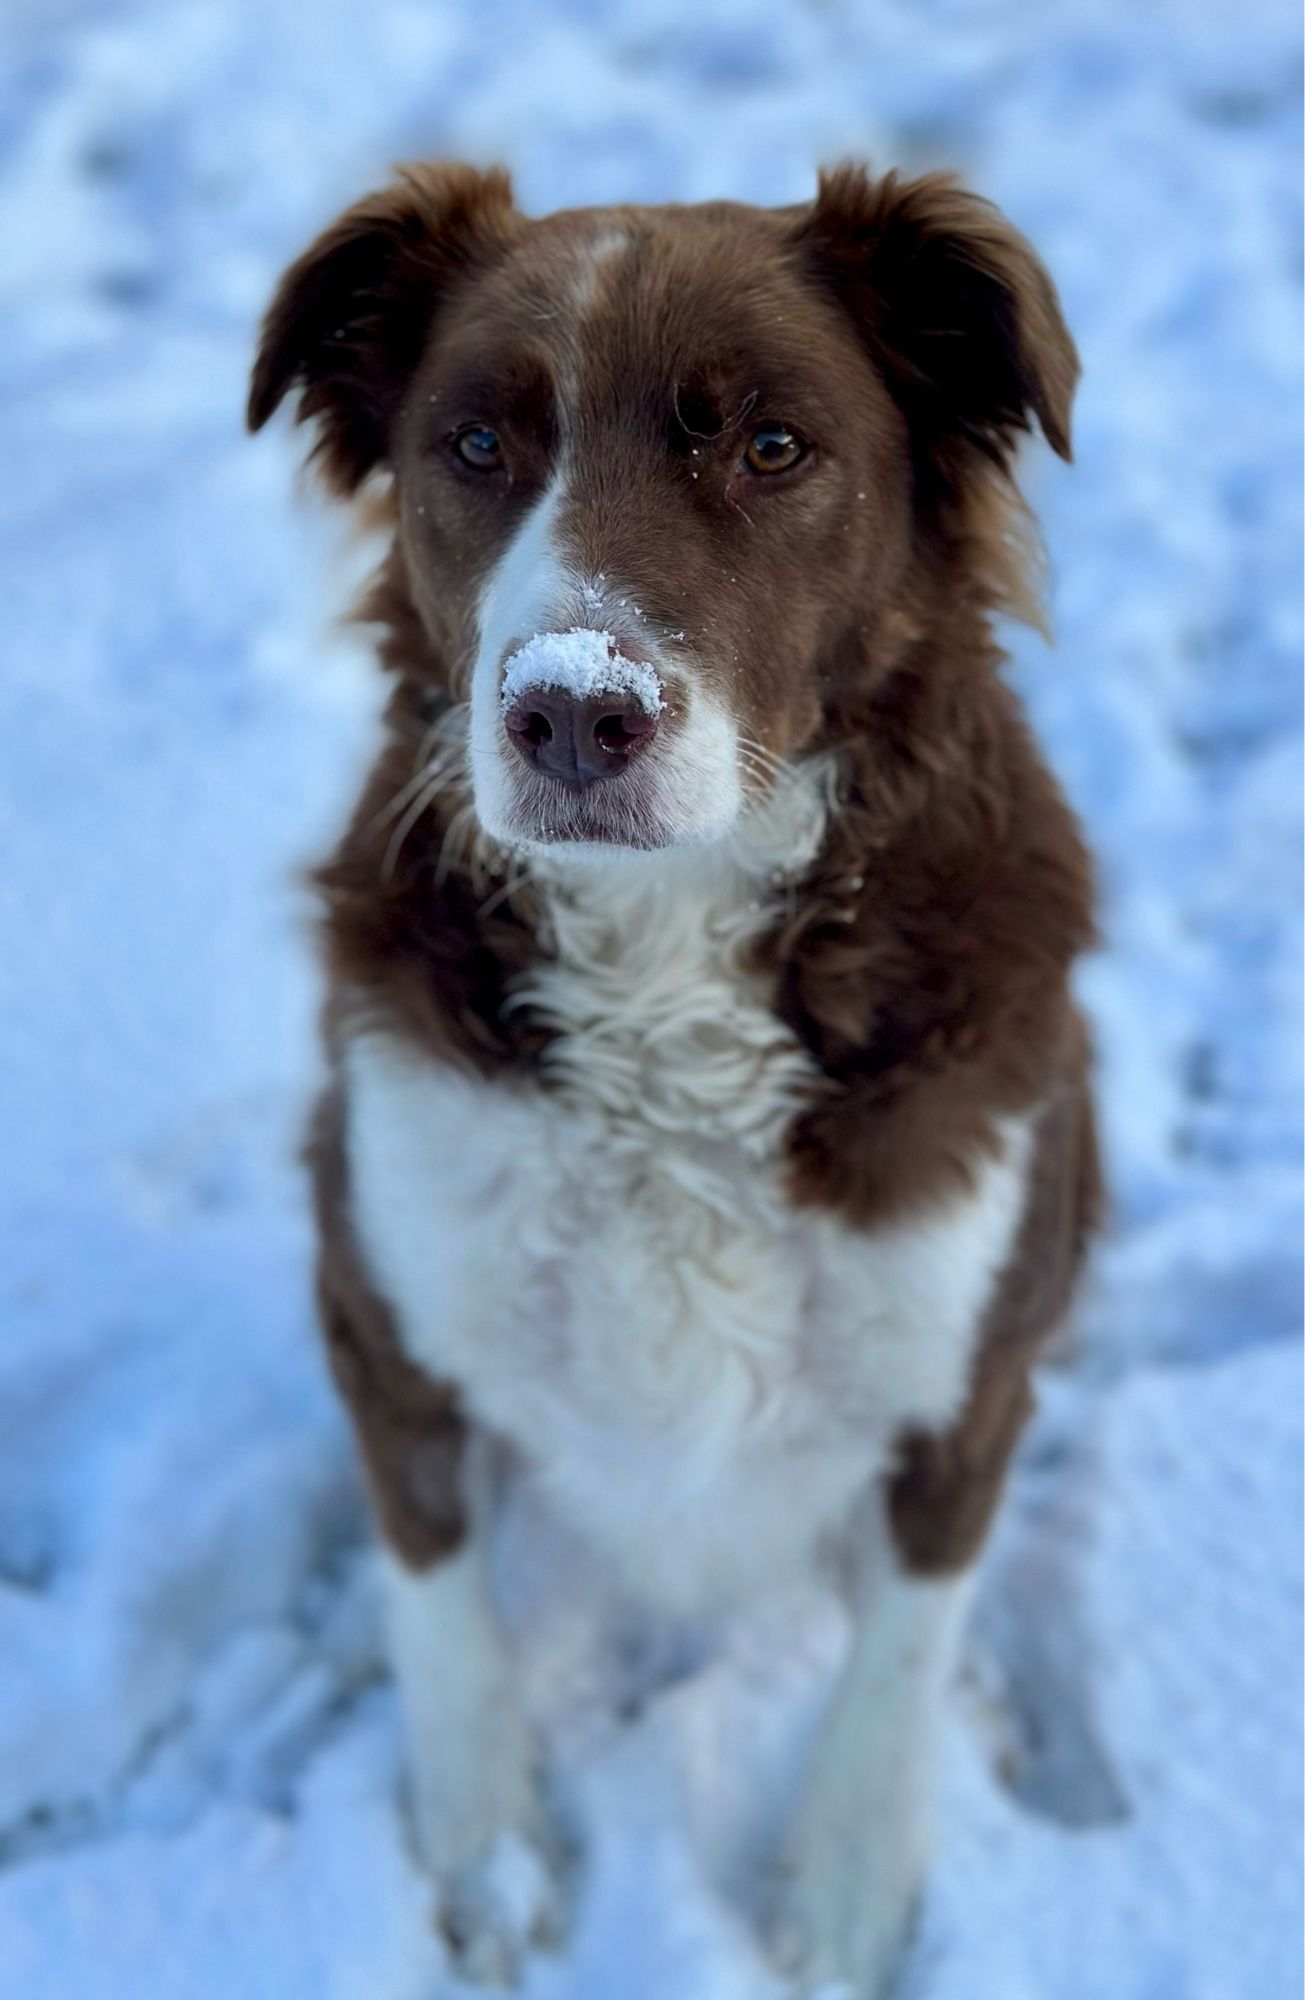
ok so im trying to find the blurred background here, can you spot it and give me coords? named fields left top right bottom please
left=0, top=1, right=1300, bottom=1995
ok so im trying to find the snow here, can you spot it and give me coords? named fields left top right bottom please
left=0, top=0, right=1299, bottom=1996
left=501, top=630, right=665, bottom=714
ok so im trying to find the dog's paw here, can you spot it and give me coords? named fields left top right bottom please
left=766, top=1834, right=921, bottom=2000
left=433, top=1829, right=566, bottom=1988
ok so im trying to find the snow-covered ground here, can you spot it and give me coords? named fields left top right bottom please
left=0, top=1, right=1300, bottom=1994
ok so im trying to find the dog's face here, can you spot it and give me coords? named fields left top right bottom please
left=251, top=165, right=1075, bottom=855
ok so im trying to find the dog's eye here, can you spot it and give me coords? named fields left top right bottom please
left=742, top=425, right=805, bottom=476
left=454, top=424, right=504, bottom=471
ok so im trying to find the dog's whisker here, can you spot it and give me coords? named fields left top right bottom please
left=368, top=752, right=460, bottom=839
left=380, top=767, right=457, bottom=880
left=477, top=869, right=530, bottom=920
left=737, top=735, right=794, bottom=782
left=434, top=800, right=481, bottom=889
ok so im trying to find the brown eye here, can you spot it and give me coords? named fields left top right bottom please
left=454, top=424, right=503, bottom=471
left=742, top=424, right=805, bottom=476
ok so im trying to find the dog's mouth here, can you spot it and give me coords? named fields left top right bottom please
left=495, top=767, right=677, bottom=852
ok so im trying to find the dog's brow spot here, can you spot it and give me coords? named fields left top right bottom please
left=570, top=226, right=631, bottom=314
left=589, top=227, right=629, bottom=261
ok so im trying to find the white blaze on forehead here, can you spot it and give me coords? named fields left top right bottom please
left=468, top=473, right=572, bottom=840
left=474, top=472, right=571, bottom=671
left=500, top=630, right=664, bottom=715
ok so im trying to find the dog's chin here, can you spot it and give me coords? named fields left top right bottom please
left=473, top=769, right=739, bottom=861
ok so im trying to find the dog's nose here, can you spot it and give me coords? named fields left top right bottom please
left=503, top=688, right=659, bottom=784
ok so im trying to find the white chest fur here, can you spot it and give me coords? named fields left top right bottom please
left=344, top=784, right=1032, bottom=1613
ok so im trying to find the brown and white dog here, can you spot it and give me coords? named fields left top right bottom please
left=249, top=161, right=1100, bottom=1995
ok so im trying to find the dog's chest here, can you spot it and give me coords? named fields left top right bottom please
left=345, top=851, right=1029, bottom=1605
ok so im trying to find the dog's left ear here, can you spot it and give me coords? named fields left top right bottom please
left=796, top=163, right=1078, bottom=490
left=248, top=162, right=518, bottom=493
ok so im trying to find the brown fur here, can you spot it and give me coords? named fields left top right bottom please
left=774, top=650, right=1096, bottom=1229
left=315, top=675, right=547, bottom=1077
left=889, top=1015, right=1101, bottom=1572
left=309, top=1086, right=469, bottom=1566
left=252, top=159, right=1098, bottom=1580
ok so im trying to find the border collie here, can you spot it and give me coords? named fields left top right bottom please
left=250, top=160, right=1099, bottom=1995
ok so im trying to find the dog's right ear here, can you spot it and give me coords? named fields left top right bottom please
left=248, top=163, right=517, bottom=493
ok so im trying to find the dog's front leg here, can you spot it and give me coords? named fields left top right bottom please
left=312, top=1135, right=560, bottom=1984
left=770, top=1492, right=971, bottom=1999
left=383, top=1531, right=561, bottom=1982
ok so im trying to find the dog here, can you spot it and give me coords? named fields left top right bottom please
left=249, top=159, right=1100, bottom=1995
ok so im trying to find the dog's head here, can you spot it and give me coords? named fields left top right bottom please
left=250, top=163, right=1075, bottom=856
